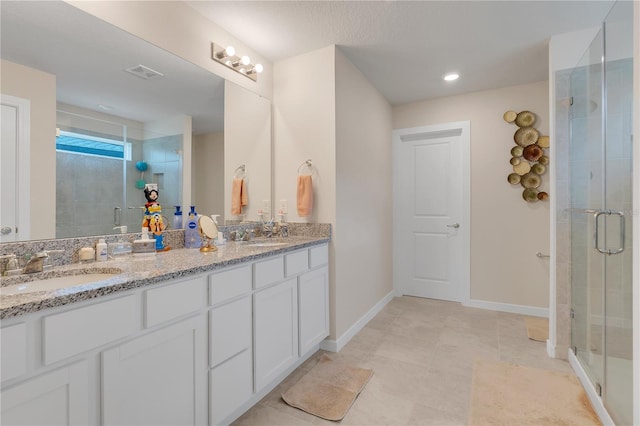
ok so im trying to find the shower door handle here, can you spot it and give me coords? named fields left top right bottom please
left=114, top=207, right=121, bottom=227
left=593, top=210, right=625, bottom=255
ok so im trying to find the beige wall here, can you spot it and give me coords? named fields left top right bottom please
left=193, top=132, right=225, bottom=218
left=273, top=45, right=337, bottom=335
left=334, top=48, right=393, bottom=337
left=1, top=60, right=56, bottom=240
left=67, top=1, right=273, bottom=100
left=273, top=45, right=392, bottom=341
left=224, top=82, right=272, bottom=222
left=273, top=46, right=336, bottom=225
left=393, top=81, right=550, bottom=309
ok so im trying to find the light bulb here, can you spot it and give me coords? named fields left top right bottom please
left=254, top=64, right=264, bottom=73
left=241, top=55, right=251, bottom=66
left=216, top=45, right=236, bottom=60
left=443, top=73, right=459, bottom=81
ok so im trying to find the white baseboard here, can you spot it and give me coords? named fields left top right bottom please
left=463, top=298, right=549, bottom=318
left=568, top=349, right=615, bottom=426
left=320, top=290, right=395, bottom=353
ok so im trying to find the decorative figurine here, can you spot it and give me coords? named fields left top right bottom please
left=142, top=183, right=169, bottom=251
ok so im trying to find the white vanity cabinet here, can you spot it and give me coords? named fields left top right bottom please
left=298, top=266, right=330, bottom=355
left=253, top=277, right=299, bottom=392
left=0, top=241, right=330, bottom=426
left=102, top=315, right=207, bottom=426
left=208, top=265, right=253, bottom=425
left=1, top=361, right=89, bottom=425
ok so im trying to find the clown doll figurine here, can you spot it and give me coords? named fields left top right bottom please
left=142, top=184, right=169, bottom=251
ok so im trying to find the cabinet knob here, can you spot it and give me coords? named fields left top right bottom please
left=446, top=223, right=460, bottom=229
left=1, top=226, right=12, bottom=235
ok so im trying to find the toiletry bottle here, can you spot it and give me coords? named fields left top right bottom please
left=173, top=206, right=183, bottom=230
left=211, top=215, right=225, bottom=245
left=96, top=239, right=108, bottom=261
left=184, top=206, right=201, bottom=249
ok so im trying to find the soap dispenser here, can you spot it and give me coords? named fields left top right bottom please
left=96, top=239, right=108, bottom=261
left=133, top=228, right=156, bottom=256
left=173, top=206, right=183, bottom=230
left=184, top=206, right=201, bottom=249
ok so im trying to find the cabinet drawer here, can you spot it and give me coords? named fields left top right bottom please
left=1, top=323, right=27, bottom=382
left=309, top=244, right=329, bottom=268
left=209, top=265, right=251, bottom=305
left=285, top=250, right=309, bottom=277
left=253, top=256, right=284, bottom=289
left=145, top=275, right=207, bottom=327
left=43, top=296, right=137, bottom=365
left=210, top=296, right=251, bottom=368
left=210, top=349, right=252, bottom=425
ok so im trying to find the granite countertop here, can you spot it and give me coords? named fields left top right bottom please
left=0, top=236, right=329, bottom=320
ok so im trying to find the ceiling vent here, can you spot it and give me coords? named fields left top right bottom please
left=125, top=64, right=164, bottom=80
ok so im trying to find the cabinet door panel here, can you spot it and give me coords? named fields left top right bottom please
left=210, top=296, right=251, bottom=368
left=210, top=349, right=252, bottom=425
left=309, top=244, right=329, bottom=268
left=209, top=265, right=251, bottom=306
left=43, top=295, right=137, bottom=365
left=1, top=361, right=88, bottom=426
left=145, top=275, right=206, bottom=327
left=1, top=323, right=26, bottom=383
left=298, top=267, right=329, bottom=355
left=285, top=250, right=308, bottom=277
left=253, top=257, right=284, bottom=289
left=102, top=317, right=206, bottom=426
left=253, top=279, right=298, bottom=392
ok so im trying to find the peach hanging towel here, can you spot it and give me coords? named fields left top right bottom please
left=231, top=178, right=248, bottom=215
left=297, top=175, right=313, bottom=217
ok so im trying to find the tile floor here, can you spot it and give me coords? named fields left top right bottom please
left=233, top=296, right=574, bottom=426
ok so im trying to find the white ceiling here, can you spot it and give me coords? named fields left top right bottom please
left=187, top=0, right=616, bottom=105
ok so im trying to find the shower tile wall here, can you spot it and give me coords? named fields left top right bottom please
left=142, top=135, right=182, bottom=217
left=554, top=69, right=572, bottom=358
left=56, top=152, right=124, bottom=238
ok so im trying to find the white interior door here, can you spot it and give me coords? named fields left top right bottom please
left=1, top=94, right=30, bottom=242
left=393, top=122, right=470, bottom=302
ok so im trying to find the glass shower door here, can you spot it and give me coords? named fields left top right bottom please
left=602, top=1, right=634, bottom=424
left=569, top=27, right=605, bottom=392
left=570, top=1, right=634, bottom=423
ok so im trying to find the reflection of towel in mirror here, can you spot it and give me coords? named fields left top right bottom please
left=297, top=175, right=313, bottom=217
left=231, top=178, right=248, bottom=215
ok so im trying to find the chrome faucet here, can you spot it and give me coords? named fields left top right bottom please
left=23, top=252, right=49, bottom=274
left=22, top=250, right=65, bottom=274
left=0, top=254, right=20, bottom=276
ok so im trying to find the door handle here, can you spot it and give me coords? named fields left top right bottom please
left=446, top=223, right=460, bottom=229
left=114, top=207, right=121, bottom=227
left=1, top=226, right=12, bottom=235
left=593, top=210, right=625, bottom=255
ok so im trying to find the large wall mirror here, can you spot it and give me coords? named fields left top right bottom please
left=0, top=0, right=271, bottom=243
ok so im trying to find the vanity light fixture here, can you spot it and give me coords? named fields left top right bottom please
left=443, top=73, right=460, bottom=82
left=211, top=43, right=263, bottom=82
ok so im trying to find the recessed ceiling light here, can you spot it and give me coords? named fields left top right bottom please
left=443, top=73, right=459, bottom=81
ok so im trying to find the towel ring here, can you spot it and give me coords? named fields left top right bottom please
left=234, top=164, right=246, bottom=178
left=297, top=159, right=313, bottom=175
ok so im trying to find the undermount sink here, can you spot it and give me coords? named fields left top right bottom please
left=0, top=271, right=120, bottom=296
left=249, top=242, right=288, bottom=247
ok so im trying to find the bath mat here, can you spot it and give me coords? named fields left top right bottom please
left=281, top=354, right=373, bottom=421
left=524, top=316, right=549, bottom=342
left=469, top=359, right=601, bottom=426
